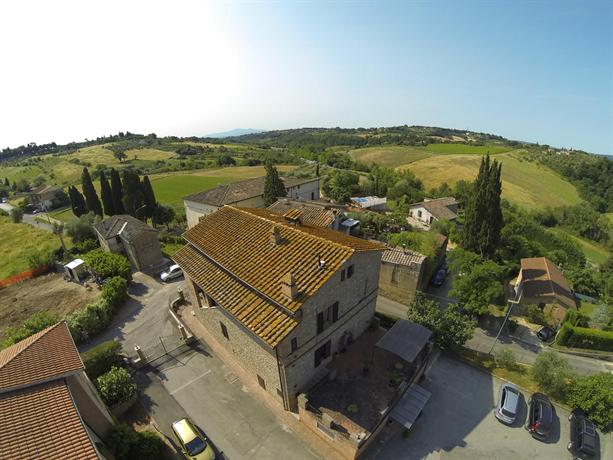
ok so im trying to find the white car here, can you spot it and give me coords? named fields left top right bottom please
left=161, top=264, right=183, bottom=282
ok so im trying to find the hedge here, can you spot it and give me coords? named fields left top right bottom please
left=81, top=340, right=124, bottom=380
left=83, top=249, right=132, bottom=281
left=557, top=323, right=613, bottom=352
left=96, top=366, right=137, bottom=406
left=107, top=424, right=166, bottom=460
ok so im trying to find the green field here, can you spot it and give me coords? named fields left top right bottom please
left=349, top=146, right=432, bottom=166
left=549, top=228, right=610, bottom=266
left=401, top=153, right=581, bottom=210
left=424, top=143, right=513, bottom=155
left=0, top=216, right=66, bottom=279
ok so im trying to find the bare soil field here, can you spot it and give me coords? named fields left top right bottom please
left=0, top=273, right=100, bottom=339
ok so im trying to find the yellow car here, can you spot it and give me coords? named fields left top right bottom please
left=171, top=418, right=216, bottom=460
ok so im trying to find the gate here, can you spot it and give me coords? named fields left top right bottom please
left=134, top=333, right=190, bottom=364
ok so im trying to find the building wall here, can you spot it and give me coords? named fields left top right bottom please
left=286, top=179, right=320, bottom=201
left=378, top=260, right=425, bottom=304
left=121, top=231, right=163, bottom=271
left=183, top=274, right=284, bottom=405
left=185, top=200, right=220, bottom=229
left=66, top=372, right=114, bottom=439
left=408, top=205, right=434, bottom=224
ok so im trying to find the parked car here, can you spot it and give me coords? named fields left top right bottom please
left=171, top=418, right=216, bottom=460
left=537, top=326, right=556, bottom=342
left=526, top=393, right=554, bottom=440
left=494, top=384, right=521, bottom=425
left=568, top=409, right=597, bottom=459
left=430, top=268, right=446, bottom=287
left=161, top=264, right=183, bottom=282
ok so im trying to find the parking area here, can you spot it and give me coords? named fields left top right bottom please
left=369, top=354, right=611, bottom=460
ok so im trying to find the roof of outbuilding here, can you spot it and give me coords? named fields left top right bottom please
left=519, top=257, right=576, bottom=309
left=173, top=206, right=384, bottom=346
left=184, top=176, right=320, bottom=207
left=0, top=322, right=84, bottom=393
left=94, top=214, right=157, bottom=240
left=382, top=247, right=426, bottom=267
left=411, top=197, right=458, bottom=221
left=268, top=199, right=340, bottom=228
left=0, top=380, right=99, bottom=460
left=376, top=320, right=432, bottom=364
left=29, top=185, right=61, bottom=195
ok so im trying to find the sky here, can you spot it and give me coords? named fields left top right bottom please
left=0, top=1, right=611, bottom=154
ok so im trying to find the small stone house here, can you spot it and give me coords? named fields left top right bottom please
left=29, top=185, right=62, bottom=211
left=378, top=247, right=427, bottom=304
left=173, top=205, right=385, bottom=412
left=0, top=322, right=114, bottom=459
left=94, top=215, right=164, bottom=272
left=408, top=197, right=458, bottom=228
left=515, top=257, right=576, bottom=324
left=183, top=176, right=321, bottom=228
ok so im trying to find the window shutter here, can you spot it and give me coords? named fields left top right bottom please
left=316, top=312, right=324, bottom=334
left=332, top=302, right=339, bottom=322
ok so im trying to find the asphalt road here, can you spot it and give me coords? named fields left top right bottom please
left=367, top=354, right=612, bottom=460
left=0, top=201, right=55, bottom=232
left=376, top=295, right=611, bottom=375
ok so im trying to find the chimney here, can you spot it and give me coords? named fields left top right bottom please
left=281, top=272, right=299, bottom=300
left=270, top=226, right=281, bottom=245
left=316, top=252, right=326, bottom=270
left=283, top=209, right=303, bottom=226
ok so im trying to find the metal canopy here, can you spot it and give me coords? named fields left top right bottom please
left=376, top=319, right=432, bottom=364
left=389, top=383, right=432, bottom=430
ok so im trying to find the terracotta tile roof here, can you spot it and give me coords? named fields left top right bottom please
left=174, top=206, right=384, bottom=346
left=0, top=380, right=99, bottom=460
left=0, top=322, right=84, bottom=393
left=94, top=214, right=157, bottom=240
left=382, top=247, right=426, bottom=267
left=519, top=257, right=576, bottom=309
left=184, top=176, right=319, bottom=206
left=268, top=199, right=339, bottom=228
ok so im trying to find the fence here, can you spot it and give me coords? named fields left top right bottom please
left=0, top=265, right=50, bottom=289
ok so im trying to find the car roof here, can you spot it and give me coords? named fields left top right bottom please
left=172, top=418, right=198, bottom=443
left=169, top=264, right=180, bottom=270
left=503, top=386, right=519, bottom=409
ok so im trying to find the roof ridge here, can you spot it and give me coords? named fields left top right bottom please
left=230, top=206, right=356, bottom=253
left=0, top=322, right=64, bottom=370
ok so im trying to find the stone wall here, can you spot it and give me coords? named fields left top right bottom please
left=286, top=179, right=320, bottom=201
left=66, top=372, right=114, bottom=439
left=378, top=260, right=425, bottom=304
left=185, top=200, right=219, bottom=229
left=122, top=230, right=163, bottom=271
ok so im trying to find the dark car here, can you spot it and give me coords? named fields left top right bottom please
left=431, top=268, right=446, bottom=287
left=526, top=393, right=554, bottom=440
left=568, top=410, right=597, bottom=458
left=537, top=326, right=556, bottom=342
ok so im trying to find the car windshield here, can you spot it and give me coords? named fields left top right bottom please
left=185, top=436, right=207, bottom=456
left=539, top=402, right=552, bottom=423
left=502, top=388, right=519, bottom=414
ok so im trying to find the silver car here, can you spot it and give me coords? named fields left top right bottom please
left=161, top=264, right=183, bottom=282
left=495, top=384, right=521, bottom=425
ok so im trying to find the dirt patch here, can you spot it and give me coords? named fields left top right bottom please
left=0, top=273, right=100, bottom=339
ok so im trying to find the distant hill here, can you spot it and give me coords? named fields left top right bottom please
left=205, top=128, right=264, bottom=138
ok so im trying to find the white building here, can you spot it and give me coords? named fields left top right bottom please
left=408, top=197, right=458, bottom=228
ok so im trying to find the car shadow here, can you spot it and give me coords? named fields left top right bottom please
left=541, top=406, right=561, bottom=445
left=195, top=424, right=225, bottom=460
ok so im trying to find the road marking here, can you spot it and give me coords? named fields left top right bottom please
left=169, top=369, right=212, bottom=395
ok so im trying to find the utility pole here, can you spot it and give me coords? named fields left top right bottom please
left=489, top=300, right=519, bottom=355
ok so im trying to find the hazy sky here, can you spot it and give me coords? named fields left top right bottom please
left=1, top=1, right=611, bottom=154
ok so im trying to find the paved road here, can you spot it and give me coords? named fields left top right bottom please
left=367, top=354, right=612, bottom=460
left=0, top=202, right=55, bottom=232
left=376, top=295, right=611, bottom=375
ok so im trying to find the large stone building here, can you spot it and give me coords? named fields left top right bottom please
left=28, top=185, right=63, bottom=211
left=0, top=322, right=114, bottom=459
left=183, top=176, right=320, bottom=228
left=94, top=215, right=164, bottom=271
left=173, top=205, right=385, bottom=411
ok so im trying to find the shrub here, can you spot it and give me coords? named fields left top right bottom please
left=2, top=312, right=60, bottom=348
left=558, top=325, right=613, bottom=352
left=81, top=340, right=124, bottom=380
left=26, top=248, right=53, bottom=270
left=568, top=373, right=613, bottom=430
left=10, top=208, right=23, bottom=223
left=65, top=212, right=99, bottom=243
left=107, top=424, right=166, bottom=460
left=83, top=249, right=132, bottom=281
left=495, top=349, right=518, bottom=371
left=526, top=305, right=547, bottom=326
left=563, top=309, right=590, bottom=328
left=101, top=276, right=128, bottom=311
left=96, top=366, right=137, bottom=406
left=531, top=351, right=574, bottom=401
left=71, top=238, right=99, bottom=254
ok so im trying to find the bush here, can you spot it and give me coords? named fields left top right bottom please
left=526, top=305, right=547, bottom=326
left=26, top=248, right=54, bottom=270
left=2, top=312, right=60, bottom=348
left=495, top=349, right=518, bottom=371
left=83, top=249, right=132, bottom=281
left=71, top=238, right=99, bottom=254
left=531, top=351, right=574, bottom=401
left=65, top=212, right=99, bottom=243
left=10, top=208, right=23, bottom=223
left=81, top=340, right=124, bottom=380
left=568, top=373, right=613, bottom=430
left=107, top=424, right=166, bottom=460
left=101, top=276, right=128, bottom=311
left=96, top=366, right=137, bottom=406
left=558, top=324, right=613, bottom=352
left=563, top=309, right=589, bottom=328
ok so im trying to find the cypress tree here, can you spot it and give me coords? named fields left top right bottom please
left=81, top=167, right=102, bottom=217
left=99, top=171, right=114, bottom=216
left=110, top=168, right=125, bottom=214
left=263, top=163, right=287, bottom=207
left=122, top=170, right=144, bottom=219
left=3, top=177, right=8, bottom=187
left=70, top=186, right=88, bottom=217
left=141, top=176, right=157, bottom=221
left=12, top=180, right=16, bottom=191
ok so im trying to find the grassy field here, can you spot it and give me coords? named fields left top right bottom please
left=0, top=216, right=66, bottom=278
left=424, top=143, right=513, bottom=155
left=402, top=153, right=581, bottom=210
left=606, top=213, right=613, bottom=224
left=348, top=146, right=432, bottom=166
left=549, top=228, right=610, bottom=266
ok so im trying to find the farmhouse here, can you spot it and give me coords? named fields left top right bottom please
left=378, top=246, right=427, bottom=304
left=94, top=214, right=164, bottom=272
left=268, top=198, right=358, bottom=234
left=183, top=176, right=321, bottom=228
left=0, top=322, right=114, bottom=460
left=514, top=257, right=576, bottom=324
left=173, top=205, right=385, bottom=412
left=28, top=184, right=63, bottom=211
left=408, top=197, right=458, bottom=229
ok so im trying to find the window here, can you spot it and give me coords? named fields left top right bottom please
left=257, top=375, right=266, bottom=389
left=314, top=340, right=331, bottom=368
left=311, top=192, right=315, bottom=200
left=220, top=322, right=229, bottom=340
left=347, top=265, right=354, bottom=278
left=291, top=337, right=298, bottom=352
left=316, top=302, right=339, bottom=334
left=341, top=270, right=346, bottom=282
left=417, top=210, right=422, bottom=218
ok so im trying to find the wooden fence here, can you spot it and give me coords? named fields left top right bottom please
left=0, top=265, right=50, bottom=289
